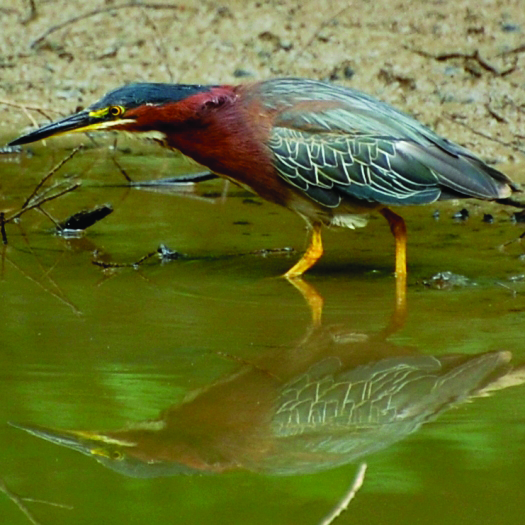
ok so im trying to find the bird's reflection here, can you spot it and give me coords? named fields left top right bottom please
left=11, top=279, right=525, bottom=477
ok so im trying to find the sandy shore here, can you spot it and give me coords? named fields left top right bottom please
left=1, top=0, right=524, bottom=164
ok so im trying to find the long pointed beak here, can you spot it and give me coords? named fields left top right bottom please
left=7, top=110, right=95, bottom=146
left=9, top=421, right=103, bottom=457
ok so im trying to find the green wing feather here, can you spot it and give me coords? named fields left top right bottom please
left=260, top=79, right=516, bottom=207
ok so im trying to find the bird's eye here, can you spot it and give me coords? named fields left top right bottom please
left=109, top=106, right=124, bottom=117
left=111, top=450, right=124, bottom=460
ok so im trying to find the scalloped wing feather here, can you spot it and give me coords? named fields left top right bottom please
left=259, top=79, right=515, bottom=206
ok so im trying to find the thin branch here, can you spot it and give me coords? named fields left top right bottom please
left=0, top=213, right=7, bottom=244
left=111, top=155, right=133, bottom=183
left=445, top=113, right=525, bottom=155
left=5, top=254, right=81, bottom=314
left=496, top=44, right=525, bottom=57
left=21, top=0, right=37, bottom=24
left=92, top=251, right=157, bottom=269
left=6, top=183, right=82, bottom=223
left=22, top=145, right=83, bottom=209
left=0, top=98, right=59, bottom=122
left=20, top=498, right=72, bottom=510
left=18, top=226, right=77, bottom=306
left=0, top=477, right=41, bottom=525
left=35, top=206, right=62, bottom=230
left=142, top=8, right=174, bottom=82
left=406, top=47, right=518, bottom=76
left=318, top=463, right=367, bottom=525
left=485, top=102, right=508, bottom=124
left=294, top=5, right=352, bottom=63
left=31, top=3, right=190, bottom=49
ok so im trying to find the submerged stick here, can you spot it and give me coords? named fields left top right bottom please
left=318, top=463, right=367, bottom=525
left=0, top=212, right=7, bottom=244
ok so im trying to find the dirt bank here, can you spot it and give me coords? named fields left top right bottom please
left=1, top=0, right=524, bottom=166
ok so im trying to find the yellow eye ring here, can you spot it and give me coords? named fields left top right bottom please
left=109, top=106, right=124, bottom=117
left=111, top=449, right=123, bottom=460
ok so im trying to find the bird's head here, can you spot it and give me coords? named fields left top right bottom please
left=8, top=83, right=237, bottom=147
left=9, top=421, right=207, bottom=478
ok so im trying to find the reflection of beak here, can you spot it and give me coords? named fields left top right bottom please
left=8, top=110, right=96, bottom=146
left=9, top=421, right=110, bottom=457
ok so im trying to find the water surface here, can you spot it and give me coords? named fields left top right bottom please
left=1, top=137, right=524, bottom=524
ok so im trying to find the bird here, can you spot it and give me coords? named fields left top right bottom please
left=9, top=342, right=519, bottom=477
left=8, top=78, right=522, bottom=287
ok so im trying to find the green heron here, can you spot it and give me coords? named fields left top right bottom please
left=10, top=343, right=519, bottom=477
left=8, top=78, right=522, bottom=284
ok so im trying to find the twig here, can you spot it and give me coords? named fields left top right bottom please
left=21, top=0, right=37, bottom=24
left=406, top=47, right=518, bottom=76
left=5, top=254, right=81, bottom=314
left=26, top=179, right=76, bottom=204
left=111, top=156, right=133, bottom=183
left=294, top=5, right=352, bottom=63
left=445, top=113, right=525, bottom=155
left=177, top=6, right=231, bottom=82
left=496, top=282, right=519, bottom=297
left=31, top=3, right=190, bottom=49
left=0, top=98, right=59, bottom=122
left=21, top=146, right=83, bottom=209
left=6, top=183, right=82, bottom=223
left=0, top=477, right=41, bottom=525
left=485, top=102, right=508, bottom=124
left=0, top=476, right=73, bottom=525
left=318, top=463, right=367, bottom=525
left=18, top=227, right=77, bottom=307
left=0, top=212, right=7, bottom=244
left=20, top=498, right=72, bottom=510
left=92, top=251, right=157, bottom=268
left=142, top=8, right=174, bottom=82
left=35, top=207, right=62, bottom=230
left=496, top=44, right=525, bottom=57
left=499, top=230, right=525, bottom=250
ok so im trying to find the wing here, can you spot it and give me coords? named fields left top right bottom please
left=268, top=128, right=444, bottom=207
left=260, top=79, right=514, bottom=207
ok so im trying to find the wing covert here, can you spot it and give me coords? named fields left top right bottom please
left=268, top=128, right=442, bottom=207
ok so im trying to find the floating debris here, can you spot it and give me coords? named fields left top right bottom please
left=157, top=244, right=186, bottom=262
left=453, top=208, right=469, bottom=220
left=250, top=246, right=295, bottom=257
left=423, top=271, right=472, bottom=290
left=57, top=204, right=113, bottom=236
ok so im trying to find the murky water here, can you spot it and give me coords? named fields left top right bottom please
left=1, top=137, right=525, bottom=525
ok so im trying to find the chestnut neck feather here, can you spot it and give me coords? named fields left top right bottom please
left=129, top=85, right=295, bottom=207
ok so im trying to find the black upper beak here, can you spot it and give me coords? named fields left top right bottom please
left=7, top=110, right=93, bottom=146
left=9, top=421, right=96, bottom=457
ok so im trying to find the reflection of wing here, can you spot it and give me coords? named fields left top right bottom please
left=268, top=351, right=510, bottom=474
left=262, top=78, right=514, bottom=207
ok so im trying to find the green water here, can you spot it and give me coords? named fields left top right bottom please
left=1, top=137, right=524, bottom=524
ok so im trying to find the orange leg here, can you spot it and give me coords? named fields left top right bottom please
left=284, top=222, right=323, bottom=279
left=380, top=208, right=407, bottom=314
left=286, top=276, right=324, bottom=325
